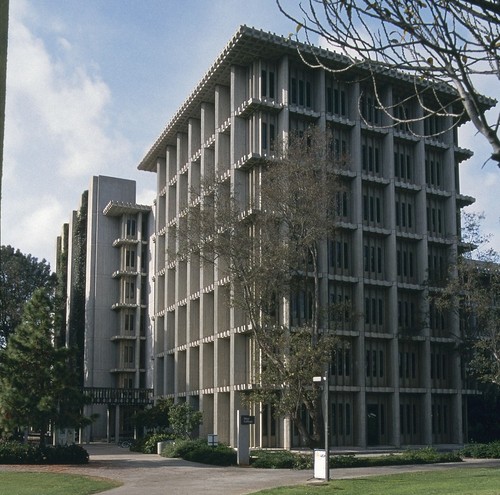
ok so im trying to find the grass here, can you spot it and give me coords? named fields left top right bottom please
left=252, top=467, right=500, bottom=494
left=0, top=472, right=122, bottom=495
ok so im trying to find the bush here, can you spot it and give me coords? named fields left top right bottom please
left=330, top=448, right=461, bottom=468
left=42, top=444, right=89, bottom=464
left=0, top=442, right=89, bottom=464
left=131, top=433, right=174, bottom=454
left=161, top=438, right=237, bottom=466
left=251, top=450, right=312, bottom=469
left=461, top=441, right=500, bottom=458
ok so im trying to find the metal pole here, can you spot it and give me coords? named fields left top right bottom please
left=324, top=369, right=330, bottom=482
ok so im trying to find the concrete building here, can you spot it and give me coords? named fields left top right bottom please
left=57, top=175, right=154, bottom=442
left=137, top=26, right=482, bottom=449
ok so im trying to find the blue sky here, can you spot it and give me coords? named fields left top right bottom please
left=3, top=0, right=499, bottom=268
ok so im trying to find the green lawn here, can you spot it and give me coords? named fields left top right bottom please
left=0, top=472, right=122, bottom=495
left=253, top=468, right=500, bottom=495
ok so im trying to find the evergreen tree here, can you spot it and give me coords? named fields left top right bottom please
left=0, top=288, right=87, bottom=446
left=0, top=245, right=56, bottom=347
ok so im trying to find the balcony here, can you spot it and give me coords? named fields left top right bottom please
left=83, top=387, right=153, bottom=406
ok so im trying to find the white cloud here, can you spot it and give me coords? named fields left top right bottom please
left=6, top=12, right=125, bottom=179
left=2, top=0, right=134, bottom=266
left=4, top=194, right=66, bottom=268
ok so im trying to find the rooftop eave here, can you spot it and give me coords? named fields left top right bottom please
left=103, top=201, right=152, bottom=217
left=137, top=25, right=494, bottom=173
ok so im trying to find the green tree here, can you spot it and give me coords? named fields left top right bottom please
left=134, top=398, right=172, bottom=433
left=436, top=212, right=500, bottom=386
left=180, top=127, right=346, bottom=446
left=168, top=402, right=203, bottom=439
left=0, top=288, right=88, bottom=446
left=277, top=0, right=500, bottom=165
left=0, top=245, right=56, bottom=347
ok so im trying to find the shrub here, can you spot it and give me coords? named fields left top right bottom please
left=251, top=450, right=312, bottom=469
left=329, top=448, right=461, bottom=468
left=161, top=438, right=237, bottom=466
left=131, top=433, right=174, bottom=454
left=0, top=441, right=40, bottom=464
left=42, top=444, right=89, bottom=464
left=0, top=442, right=89, bottom=464
left=461, top=441, right=500, bottom=458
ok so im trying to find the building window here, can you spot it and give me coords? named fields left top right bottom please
left=331, top=345, right=352, bottom=378
left=425, top=149, right=444, bottom=189
left=126, top=217, right=137, bottom=237
left=125, top=248, right=136, bottom=270
left=329, top=283, right=352, bottom=331
left=363, top=236, right=385, bottom=279
left=397, top=291, right=419, bottom=332
left=395, top=192, right=416, bottom=233
left=261, top=113, right=276, bottom=154
left=124, top=279, right=135, bottom=302
left=328, top=125, right=351, bottom=164
left=394, top=141, right=415, bottom=183
left=426, top=198, right=446, bottom=237
left=364, top=287, right=386, bottom=332
left=361, top=134, right=383, bottom=176
left=123, top=344, right=135, bottom=368
left=365, top=341, right=387, bottom=386
left=360, top=90, right=381, bottom=125
left=328, top=235, right=350, bottom=275
left=429, top=300, right=448, bottom=336
left=428, top=245, right=449, bottom=285
left=393, top=94, right=414, bottom=133
left=289, top=66, right=314, bottom=109
left=325, top=75, right=348, bottom=116
left=396, top=242, right=417, bottom=283
left=124, top=310, right=135, bottom=334
left=362, top=186, right=385, bottom=227
left=424, top=112, right=445, bottom=138
left=399, top=342, right=419, bottom=387
left=261, top=66, right=276, bottom=99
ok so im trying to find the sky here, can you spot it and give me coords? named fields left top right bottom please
left=2, top=0, right=500, bottom=270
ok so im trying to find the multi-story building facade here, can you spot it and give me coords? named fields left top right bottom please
left=137, top=26, right=481, bottom=449
left=57, top=175, right=154, bottom=441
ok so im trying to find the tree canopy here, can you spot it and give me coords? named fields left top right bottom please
left=0, top=288, right=88, bottom=446
left=277, top=0, right=500, bottom=165
left=0, top=245, right=55, bottom=347
left=436, top=212, right=500, bottom=387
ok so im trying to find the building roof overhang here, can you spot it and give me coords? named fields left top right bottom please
left=103, top=201, right=152, bottom=217
left=137, top=25, right=496, bottom=173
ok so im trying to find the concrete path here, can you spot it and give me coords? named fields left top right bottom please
left=1, top=443, right=500, bottom=495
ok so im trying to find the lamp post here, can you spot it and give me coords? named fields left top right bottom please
left=313, top=370, right=330, bottom=482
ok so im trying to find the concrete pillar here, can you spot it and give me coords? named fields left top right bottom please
left=115, top=404, right=120, bottom=443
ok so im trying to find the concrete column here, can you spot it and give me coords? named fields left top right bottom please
left=115, top=404, right=120, bottom=443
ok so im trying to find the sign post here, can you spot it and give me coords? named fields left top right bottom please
left=237, top=410, right=254, bottom=466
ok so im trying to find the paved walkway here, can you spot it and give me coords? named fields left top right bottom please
left=1, top=443, right=500, bottom=495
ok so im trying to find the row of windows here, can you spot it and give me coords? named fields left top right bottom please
left=259, top=66, right=448, bottom=146
left=327, top=399, right=450, bottom=442
left=329, top=347, right=455, bottom=386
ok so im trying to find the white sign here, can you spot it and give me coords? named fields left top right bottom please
left=314, top=449, right=327, bottom=479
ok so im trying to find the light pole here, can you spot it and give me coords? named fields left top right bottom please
left=313, top=370, right=330, bottom=482
left=324, top=366, right=330, bottom=482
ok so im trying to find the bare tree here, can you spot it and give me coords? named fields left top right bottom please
left=277, top=0, right=500, bottom=165
left=178, top=127, right=348, bottom=446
